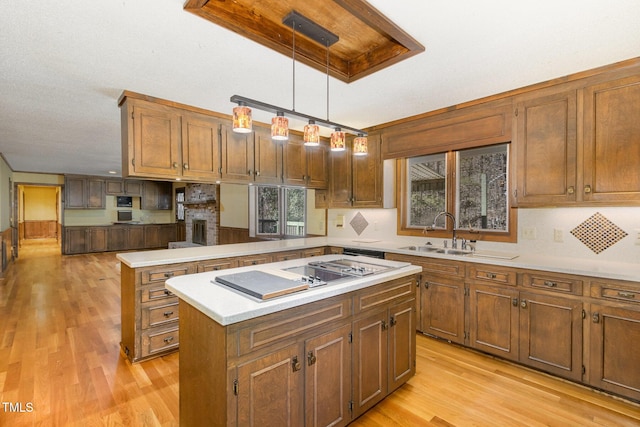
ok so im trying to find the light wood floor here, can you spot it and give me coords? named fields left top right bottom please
left=1, top=241, right=639, bottom=426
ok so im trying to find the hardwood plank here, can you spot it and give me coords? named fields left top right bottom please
left=1, top=241, right=638, bottom=426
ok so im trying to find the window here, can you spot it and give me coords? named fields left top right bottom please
left=175, top=188, right=185, bottom=221
left=253, top=186, right=306, bottom=238
left=400, top=143, right=515, bottom=242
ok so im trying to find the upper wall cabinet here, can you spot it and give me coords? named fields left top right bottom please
left=581, top=74, right=640, bottom=204
left=253, top=126, right=283, bottom=185
left=513, top=67, right=640, bottom=207
left=105, top=179, right=143, bottom=196
left=220, top=123, right=254, bottom=183
left=64, top=175, right=105, bottom=209
left=283, top=134, right=328, bottom=189
left=120, top=94, right=223, bottom=182
left=328, top=133, right=383, bottom=208
left=513, top=87, right=578, bottom=206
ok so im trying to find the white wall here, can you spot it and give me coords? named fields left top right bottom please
left=327, top=207, right=640, bottom=265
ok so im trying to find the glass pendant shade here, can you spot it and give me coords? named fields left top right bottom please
left=330, top=128, right=346, bottom=151
left=303, top=120, right=320, bottom=146
left=271, top=113, right=289, bottom=141
left=232, top=105, right=252, bottom=133
left=353, top=134, right=368, bottom=156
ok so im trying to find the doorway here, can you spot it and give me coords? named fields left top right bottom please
left=16, top=184, right=62, bottom=255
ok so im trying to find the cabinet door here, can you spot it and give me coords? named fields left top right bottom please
left=181, top=112, right=222, bottom=181
left=144, top=225, right=161, bottom=248
left=328, top=145, right=352, bottom=207
left=131, top=101, right=182, bottom=178
left=105, top=179, right=125, bottom=196
left=87, top=227, right=108, bottom=252
left=519, top=292, right=583, bottom=381
left=142, top=181, right=172, bottom=210
left=352, top=134, right=382, bottom=207
left=421, top=275, right=465, bottom=344
left=352, top=309, right=388, bottom=418
left=582, top=75, right=640, bottom=203
left=158, top=224, right=177, bottom=248
left=589, top=304, right=640, bottom=401
left=388, top=298, right=416, bottom=392
left=86, top=179, right=106, bottom=209
left=127, top=226, right=146, bottom=250
left=305, top=324, right=352, bottom=427
left=64, top=227, right=87, bottom=254
left=468, top=283, right=519, bottom=361
left=283, top=136, right=308, bottom=186
left=306, top=142, right=329, bottom=189
left=220, top=125, right=254, bottom=182
left=254, top=127, right=282, bottom=184
left=108, top=226, right=127, bottom=251
left=237, top=343, right=304, bottom=427
left=514, top=89, right=578, bottom=206
left=65, top=177, right=87, bottom=209
left=124, top=180, right=143, bottom=196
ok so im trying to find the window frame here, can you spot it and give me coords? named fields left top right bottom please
left=397, top=144, right=517, bottom=243
left=250, top=185, right=307, bottom=239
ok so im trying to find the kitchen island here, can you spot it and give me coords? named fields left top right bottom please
left=165, top=255, right=421, bottom=427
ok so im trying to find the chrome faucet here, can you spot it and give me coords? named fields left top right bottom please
left=432, top=211, right=458, bottom=249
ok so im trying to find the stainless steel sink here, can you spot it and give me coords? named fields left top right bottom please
left=399, top=246, right=472, bottom=256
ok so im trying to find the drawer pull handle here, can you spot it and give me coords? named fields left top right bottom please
left=164, top=336, right=174, bottom=343
left=164, top=272, right=174, bottom=278
left=163, top=311, right=174, bottom=318
left=485, top=273, right=497, bottom=279
left=164, top=289, right=173, bottom=296
left=618, top=292, right=636, bottom=299
left=543, top=281, right=557, bottom=287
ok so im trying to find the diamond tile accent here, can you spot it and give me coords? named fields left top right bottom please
left=570, top=212, right=628, bottom=254
left=349, top=212, right=369, bottom=236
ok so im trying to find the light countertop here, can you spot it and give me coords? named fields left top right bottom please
left=117, top=236, right=640, bottom=282
left=164, top=255, right=422, bottom=326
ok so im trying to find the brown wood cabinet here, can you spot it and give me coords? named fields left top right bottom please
left=181, top=111, right=223, bottom=181
left=141, top=181, right=172, bottom=210
left=253, top=126, right=283, bottom=184
left=220, top=123, right=254, bottom=183
left=108, top=225, right=145, bottom=251
left=105, top=179, right=143, bottom=196
left=327, top=133, right=384, bottom=208
left=513, top=87, right=578, bottom=206
left=283, top=134, right=328, bottom=189
left=63, top=226, right=109, bottom=254
left=64, top=175, right=105, bottom=209
left=178, top=274, right=416, bottom=426
left=63, top=224, right=175, bottom=255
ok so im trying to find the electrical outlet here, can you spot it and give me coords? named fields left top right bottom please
left=554, top=228, right=564, bottom=243
left=522, top=227, right=537, bottom=240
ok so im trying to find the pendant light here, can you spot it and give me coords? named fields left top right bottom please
left=304, top=120, right=320, bottom=146
left=353, top=133, right=368, bottom=156
left=232, top=102, right=252, bottom=133
left=271, top=112, right=289, bottom=141
left=330, top=128, right=346, bottom=151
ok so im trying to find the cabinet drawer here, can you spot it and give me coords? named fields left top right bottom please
left=236, top=295, right=351, bottom=356
left=591, top=280, right=640, bottom=305
left=197, top=258, right=238, bottom=272
left=273, top=250, right=301, bottom=262
left=521, top=272, right=583, bottom=295
left=142, top=300, right=179, bottom=329
left=354, top=276, right=417, bottom=314
left=467, top=264, right=517, bottom=286
left=141, top=284, right=175, bottom=303
left=385, top=253, right=464, bottom=277
left=141, top=326, right=179, bottom=358
left=302, top=247, right=326, bottom=258
left=238, top=254, right=273, bottom=266
left=141, top=263, right=195, bottom=285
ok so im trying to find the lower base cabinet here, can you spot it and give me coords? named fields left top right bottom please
left=178, top=275, right=417, bottom=427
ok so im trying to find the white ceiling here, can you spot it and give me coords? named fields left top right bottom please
left=1, top=0, right=639, bottom=177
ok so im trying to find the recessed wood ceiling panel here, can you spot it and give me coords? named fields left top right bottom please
left=184, top=0, right=425, bottom=83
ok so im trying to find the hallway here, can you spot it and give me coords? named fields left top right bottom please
left=0, top=244, right=639, bottom=426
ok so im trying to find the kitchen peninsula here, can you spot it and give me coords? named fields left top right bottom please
left=165, top=255, right=421, bottom=426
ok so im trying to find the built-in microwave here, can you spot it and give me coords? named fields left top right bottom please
left=116, top=196, right=133, bottom=207
left=117, top=210, right=133, bottom=222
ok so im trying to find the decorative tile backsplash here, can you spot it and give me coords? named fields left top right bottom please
left=570, top=212, right=628, bottom=254
left=349, top=212, right=369, bottom=236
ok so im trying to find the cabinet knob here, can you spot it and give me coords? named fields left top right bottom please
left=172, top=162, right=178, bottom=169
left=520, top=300, right=527, bottom=309
left=424, top=281, right=430, bottom=289
left=390, top=316, right=397, bottom=327
left=584, top=185, right=592, bottom=194
left=163, top=336, right=174, bottom=344
left=255, top=170, right=260, bottom=176
left=307, top=351, right=317, bottom=366
left=543, top=281, right=557, bottom=288
left=592, top=312, right=600, bottom=323
left=512, top=298, right=518, bottom=307
left=381, top=320, right=389, bottom=331
left=567, top=186, right=575, bottom=195
left=163, top=311, right=174, bottom=318
left=292, top=356, right=301, bottom=372
left=183, top=163, right=189, bottom=170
